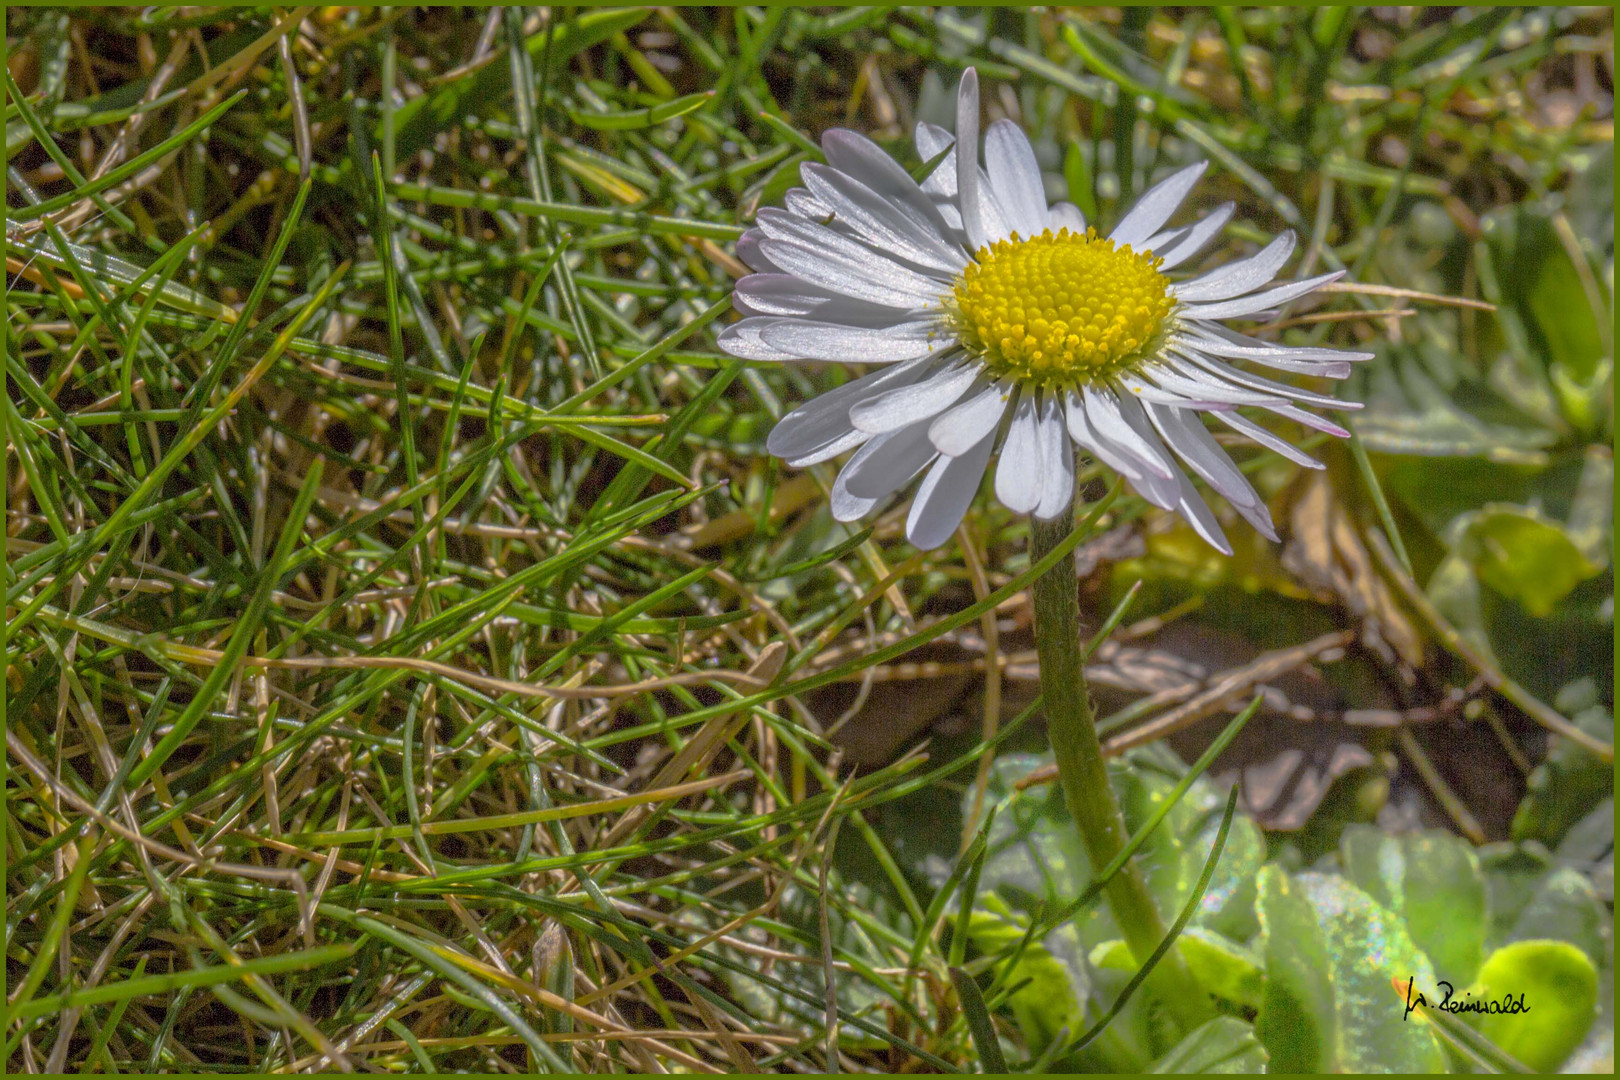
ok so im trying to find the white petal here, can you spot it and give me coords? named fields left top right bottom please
left=1125, top=462, right=1183, bottom=511
left=758, top=237, right=943, bottom=309
left=733, top=274, right=842, bottom=316
left=1132, top=364, right=1282, bottom=408
left=851, top=363, right=979, bottom=434
left=765, top=356, right=934, bottom=459
left=906, top=430, right=996, bottom=551
left=1169, top=348, right=1348, bottom=408
left=783, top=188, right=835, bottom=221
left=736, top=233, right=780, bottom=273
left=1144, top=402, right=1275, bottom=542
left=1084, top=385, right=1176, bottom=479
left=1180, top=323, right=1374, bottom=365
left=915, top=122, right=957, bottom=197
left=785, top=427, right=870, bottom=468
left=1108, top=161, right=1209, bottom=249
left=910, top=120, right=1011, bottom=248
left=1143, top=223, right=1188, bottom=253
left=830, top=465, right=880, bottom=522
left=1116, top=373, right=1232, bottom=409
left=1173, top=231, right=1296, bottom=302
left=1212, top=411, right=1324, bottom=470
left=1033, top=396, right=1075, bottom=520
left=1240, top=499, right=1279, bottom=541
left=1265, top=402, right=1352, bottom=437
left=1176, top=271, right=1343, bottom=320
left=914, top=122, right=967, bottom=235
left=930, top=380, right=1013, bottom=455
left=994, top=394, right=1044, bottom=514
left=1049, top=201, right=1086, bottom=232
left=1065, top=390, right=1149, bottom=481
left=1176, top=334, right=1354, bottom=378
left=973, top=172, right=1015, bottom=248
left=802, top=163, right=967, bottom=275
left=820, top=129, right=958, bottom=249
left=1172, top=471, right=1232, bottom=555
left=717, top=318, right=803, bottom=362
left=759, top=317, right=949, bottom=363
left=1151, top=203, right=1235, bottom=269
left=955, top=69, right=988, bottom=252
left=841, top=420, right=938, bottom=499
left=985, top=120, right=1049, bottom=241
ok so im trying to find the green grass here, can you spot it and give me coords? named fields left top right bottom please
left=5, top=6, right=1613, bottom=1073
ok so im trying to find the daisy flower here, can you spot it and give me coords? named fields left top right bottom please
left=719, top=68, right=1370, bottom=553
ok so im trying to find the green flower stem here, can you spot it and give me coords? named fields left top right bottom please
left=1028, top=502, right=1213, bottom=1033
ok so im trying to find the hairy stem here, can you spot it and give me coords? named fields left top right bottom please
left=1028, top=501, right=1213, bottom=1033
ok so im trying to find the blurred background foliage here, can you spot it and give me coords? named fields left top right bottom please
left=5, top=5, right=1613, bottom=1073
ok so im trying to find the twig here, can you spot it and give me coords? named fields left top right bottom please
left=1367, top=529, right=1612, bottom=762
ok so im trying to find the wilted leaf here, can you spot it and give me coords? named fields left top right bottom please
left=1282, top=470, right=1424, bottom=667
left=1472, top=940, right=1599, bottom=1072
left=1255, top=867, right=1447, bottom=1073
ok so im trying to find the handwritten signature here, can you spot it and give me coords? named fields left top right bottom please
left=1403, top=977, right=1530, bottom=1021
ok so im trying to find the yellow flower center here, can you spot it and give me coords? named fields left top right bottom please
left=950, top=227, right=1174, bottom=390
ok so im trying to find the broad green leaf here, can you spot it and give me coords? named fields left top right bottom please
left=1566, top=446, right=1615, bottom=568
left=1507, top=868, right=1610, bottom=967
left=967, top=897, right=1089, bottom=1057
left=1149, top=1016, right=1269, bottom=1074
left=966, top=895, right=1155, bottom=1071
left=1478, top=842, right=1556, bottom=949
left=1255, top=867, right=1447, bottom=1073
left=720, top=874, right=906, bottom=1049
left=952, top=754, right=1096, bottom=917
left=1115, top=743, right=1267, bottom=942
left=1350, top=345, right=1555, bottom=463
left=1457, top=504, right=1601, bottom=617
left=1512, top=695, right=1614, bottom=847
left=1485, top=207, right=1608, bottom=386
left=1385, top=454, right=1541, bottom=540
left=1339, top=824, right=1488, bottom=986
left=1476, top=200, right=1616, bottom=438
left=1556, top=799, right=1614, bottom=904
left=1425, top=551, right=1499, bottom=665
left=950, top=748, right=1265, bottom=944
left=1472, top=940, right=1599, bottom=1072
left=1091, top=926, right=1263, bottom=1010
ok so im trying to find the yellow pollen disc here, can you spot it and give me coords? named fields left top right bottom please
left=950, top=227, right=1173, bottom=389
